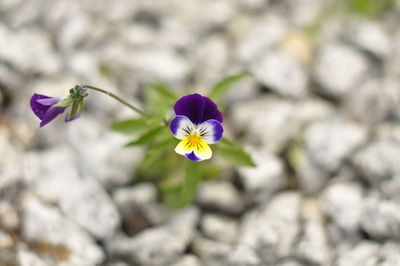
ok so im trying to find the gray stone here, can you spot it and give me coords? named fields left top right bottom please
left=0, top=24, right=61, bottom=75
left=131, top=48, right=190, bottom=83
left=192, top=35, right=230, bottom=89
left=238, top=149, right=286, bottom=204
left=66, top=116, right=144, bottom=188
left=314, top=43, right=369, bottom=98
left=377, top=242, right=400, bottom=266
left=108, top=207, right=199, bottom=266
left=297, top=153, right=331, bottom=194
left=273, top=0, right=330, bottom=27
left=294, top=198, right=332, bottom=265
left=276, top=260, right=307, bottom=266
left=345, top=77, right=400, bottom=123
left=200, top=214, right=238, bottom=243
left=23, top=147, right=120, bottom=240
left=361, top=196, right=400, bottom=240
left=227, top=245, right=262, bottom=266
left=336, top=241, right=380, bottom=266
left=0, top=130, right=22, bottom=190
left=304, top=118, right=367, bottom=172
left=169, top=255, right=202, bottom=266
left=343, top=20, right=391, bottom=59
left=236, top=14, right=288, bottom=63
left=251, top=50, right=308, bottom=98
left=196, top=181, right=244, bottom=215
left=321, top=182, right=363, bottom=232
left=0, top=229, right=13, bottom=249
left=352, top=140, right=400, bottom=185
left=231, top=96, right=297, bottom=153
left=0, top=201, right=19, bottom=232
left=235, top=0, right=270, bottom=11
left=294, top=98, right=335, bottom=126
left=193, top=237, right=233, bottom=266
left=21, top=195, right=104, bottom=266
left=236, top=192, right=301, bottom=264
left=17, top=248, right=51, bottom=266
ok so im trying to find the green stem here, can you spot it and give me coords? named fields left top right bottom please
left=82, top=85, right=148, bottom=117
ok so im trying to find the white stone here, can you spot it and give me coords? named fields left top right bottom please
left=22, top=195, right=104, bottom=266
left=200, top=214, right=238, bottom=243
left=314, top=43, right=369, bottom=97
left=252, top=50, right=308, bottom=98
left=238, top=149, right=286, bottom=203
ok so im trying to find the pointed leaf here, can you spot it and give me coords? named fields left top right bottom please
left=208, top=72, right=252, bottom=100
left=125, top=126, right=165, bottom=146
left=111, top=117, right=154, bottom=135
left=215, top=137, right=255, bottom=167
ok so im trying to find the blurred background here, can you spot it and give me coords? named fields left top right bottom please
left=1, top=0, right=400, bottom=265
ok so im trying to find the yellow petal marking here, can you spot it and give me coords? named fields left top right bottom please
left=175, top=135, right=212, bottom=161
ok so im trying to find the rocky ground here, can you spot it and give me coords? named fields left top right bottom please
left=1, top=0, right=400, bottom=265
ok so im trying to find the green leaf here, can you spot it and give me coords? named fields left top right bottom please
left=179, top=161, right=201, bottom=207
left=138, top=137, right=176, bottom=173
left=111, top=117, right=154, bottom=135
left=215, top=137, right=256, bottom=167
left=125, top=126, right=165, bottom=146
left=208, top=72, right=252, bottom=100
left=149, top=84, right=178, bottom=102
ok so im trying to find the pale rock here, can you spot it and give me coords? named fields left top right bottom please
left=314, top=43, right=369, bottom=98
left=252, top=50, right=308, bottom=98
left=236, top=192, right=301, bottom=264
left=23, top=147, right=120, bottom=239
left=131, top=48, right=190, bottom=83
left=361, top=196, right=400, bottom=240
left=352, top=140, right=400, bottom=185
left=170, top=255, right=202, bottom=266
left=22, top=195, right=104, bottom=266
left=200, top=214, right=238, bottom=243
left=321, top=182, right=363, bottom=232
left=108, top=207, right=199, bottom=266
left=343, top=20, right=391, bottom=59
left=193, top=237, right=233, bottom=266
left=236, top=14, right=288, bottom=62
left=196, top=181, right=245, bottom=215
left=0, top=24, right=61, bottom=74
left=304, top=118, right=367, bottom=172
left=294, top=198, right=332, bottom=265
left=232, top=96, right=297, bottom=153
left=238, top=149, right=286, bottom=204
left=17, top=248, right=51, bottom=266
left=336, top=241, right=380, bottom=266
left=0, top=229, right=13, bottom=249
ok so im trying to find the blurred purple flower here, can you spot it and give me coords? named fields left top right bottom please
left=30, top=93, right=80, bottom=127
left=170, top=93, right=224, bottom=161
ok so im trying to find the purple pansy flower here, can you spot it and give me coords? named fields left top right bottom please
left=170, top=93, right=224, bottom=162
left=30, top=93, right=81, bottom=127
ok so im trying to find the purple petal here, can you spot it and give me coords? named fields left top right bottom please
left=30, top=93, right=52, bottom=119
left=202, top=97, right=223, bottom=123
left=174, top=94, right=223, bottom=124
left=197, top=119, right=224, bottom=144
left=169, top=115, right=195, bottom=140
left=40, top=105, right=67, bottom=127
left=64, top=112, right=81, bottom=122
left=36, top=97, right=62, bottom=106
left=185, top=151, right=201, bottom=162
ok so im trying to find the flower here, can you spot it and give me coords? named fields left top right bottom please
left=170, top=93, right=224, bottom=161
left=30, top=87, right=87, bottom=127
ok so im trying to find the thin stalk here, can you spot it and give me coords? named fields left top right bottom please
left=82, top=85, right=148, bottom=117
